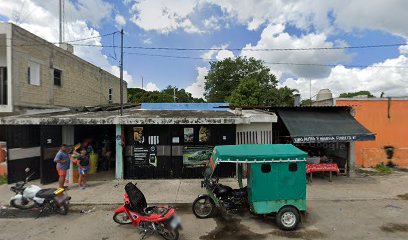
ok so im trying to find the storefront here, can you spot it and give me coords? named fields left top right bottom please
left=272, top=106, right=375, bottom=175
left=0, top=104, right=277, bottom=183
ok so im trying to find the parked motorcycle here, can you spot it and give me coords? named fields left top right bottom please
left=113, top=182, right=182, bottom=240
left=9, top=168, right=71, bottom=216
left=192, top=172, right=248, bottom=218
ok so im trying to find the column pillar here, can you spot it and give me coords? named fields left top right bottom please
left=348, top=142, right=356, bottom=177
left=115, top=124, right=123, bottom=179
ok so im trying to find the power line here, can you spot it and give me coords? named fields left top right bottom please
left=0, top=31, right=119, bottom=45
left=123, top=51, right=408, bottom=69
left=119, top=43, right=408, bottom=51
left=63, top=31, right=118, bottom=43
left=1, top=41, right=406, bottom=51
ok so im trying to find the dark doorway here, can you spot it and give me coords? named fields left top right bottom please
left=74, top=125, right=116, bottom=180
left=40, top=126, right=62, bottom=184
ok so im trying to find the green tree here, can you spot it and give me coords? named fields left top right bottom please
left=204, top=57, right=278, bottom=102
left=300, top=99, right=313, bottom=106
left=128, top=87, right=204, bottom=103
left=339, top=91, right=375, bottom=98
left=229, top=79, right=298, bottom=106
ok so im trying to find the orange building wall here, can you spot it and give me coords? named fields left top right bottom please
left=336, top=100, right=408, bottom=167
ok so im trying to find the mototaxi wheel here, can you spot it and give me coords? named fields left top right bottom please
left=10, top=198, right=36, bottom=210
left=192, top=195, right=216, bottom=219
left=276, top=206, right=300, bottom=231
left=159, top=222, right=179, bottom=240
left=113, top=212, right=132, bottom=224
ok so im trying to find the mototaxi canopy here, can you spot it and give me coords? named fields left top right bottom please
left=210, top=144, right=307, bottom=169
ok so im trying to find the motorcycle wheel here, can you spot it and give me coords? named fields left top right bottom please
left=55, top=203, right=69, bottom=215
left=10, top=198, right=35, bottom=210
left=159, top=223, right=179, bottom=240
left=113, top=212, right=132, bottom=224
left=192, top=195, right=215, bottom=219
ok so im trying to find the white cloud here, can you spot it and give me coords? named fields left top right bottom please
left=142, top=37, right=152, bottom=45
left=208, top=0, right=408, bottom=38
left=145, top=82, right=160, bottom=91
left=215, top=49, right=234, bottom=60
left=110, top=66, right=134, bottom=86
left=0, top=0, right=135, bottom=87
left=201, top=44, right=234, bottom=60
left=186, top=67, right=208, bottom=98
left=283, top=55, right=408, bottom=98
left=129, top=0, right=202, bottom=34
left=203, top=16, right=221, bottom=30
left=115, top=14, right=126, bottom=26
left=241, top=24, right=351, bottom=79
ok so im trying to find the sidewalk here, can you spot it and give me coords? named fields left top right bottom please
left=1, top=171, right=407, bottom=206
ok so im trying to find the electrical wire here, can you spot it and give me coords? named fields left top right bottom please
left=123, top=51, right=408, bottom=69
left=0, top=40, right=406, bottom=51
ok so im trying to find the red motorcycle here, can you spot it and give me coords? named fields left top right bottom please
left=113, top=182, right=182, bottom=240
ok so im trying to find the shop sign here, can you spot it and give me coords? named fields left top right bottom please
left=133, top=145, right=157, bottom=166
left=183, top=146, right=213, bottom=167
left=293, top=135, right=358, bottom=143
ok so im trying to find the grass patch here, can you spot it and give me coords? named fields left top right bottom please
left=0, top=174, right=7, bottom=185
left=356, top=163, right=392, bottom=176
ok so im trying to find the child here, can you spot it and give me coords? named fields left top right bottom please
left=77, top=148, right=90, bottom=190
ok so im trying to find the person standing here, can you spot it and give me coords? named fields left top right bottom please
left=54, top=144, right=70, bottom=189
left=77, top=148, right=90, bottom=190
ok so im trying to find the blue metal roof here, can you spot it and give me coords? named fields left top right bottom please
left=141, top=103, right=229, bottom=111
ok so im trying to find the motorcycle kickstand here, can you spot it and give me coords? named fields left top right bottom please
left=36, top=207, right=45, bottom=219
left=140, top=230, right=153, bottom=240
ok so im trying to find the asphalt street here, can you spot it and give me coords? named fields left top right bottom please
left=0, top=197, right=407, bottom=240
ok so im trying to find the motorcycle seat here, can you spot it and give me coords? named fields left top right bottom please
left=35, top=188, right=57, bottom=198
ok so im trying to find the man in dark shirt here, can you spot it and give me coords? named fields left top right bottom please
left=77, top=148, right=90, bottom=190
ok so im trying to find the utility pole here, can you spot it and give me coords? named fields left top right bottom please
left=59, top=0, right=63, bottom=44
left=120, top=29, right=124, bottom=116
left=173, top=87, right=176, bottom=102
left=141, top=76, right=144, bottom=90
left=309, top=78, right=312, bottom=103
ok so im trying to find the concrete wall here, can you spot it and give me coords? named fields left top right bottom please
left=0, top=35, right=6, bottom=66
left=336, top=99, right=408, bottom=168
left=6, top=23, right=127, bottom=111
left=0, top=24, right=13, bottom=113
left=236, top=122, right=273, bottom=144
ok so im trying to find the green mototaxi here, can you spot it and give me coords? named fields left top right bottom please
left=192, top=144, right=308, bottom=231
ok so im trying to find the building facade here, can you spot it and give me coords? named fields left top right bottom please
left=336, top=98, right=408, bottom=168
left=0, top=23, right=126, bottom=114
left=0, top=103, right=277, bottom=183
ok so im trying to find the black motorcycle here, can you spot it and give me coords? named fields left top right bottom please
left=192, top=173, right=248, bottom=218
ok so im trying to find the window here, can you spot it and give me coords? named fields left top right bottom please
left=261, top=163, right=271, bottom=173
left=54, top=69, right=62, bottom=86
left=108, top=88, right=113, bottom=103
left=289, top=163, right=298, bottom=172
left=0, top=67, right=7, bottom=105
left=27, top=61, right=40, bottom=86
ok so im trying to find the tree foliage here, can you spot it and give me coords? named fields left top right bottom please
left=128, top=86, right=205, bottom=103
left=205, top=56, right=297, bottom=106
left=339, top=91, right=375, bottom=98
left=204, top=57, right=278, bottom=102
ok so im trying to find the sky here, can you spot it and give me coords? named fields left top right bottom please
left=1, top=0, right=408, bottom=100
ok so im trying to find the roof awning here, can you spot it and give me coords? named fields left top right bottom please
left=276, top=108, right=375, bottom=143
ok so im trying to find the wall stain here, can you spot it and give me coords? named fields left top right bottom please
left=397, top=193, right=408, bottom=200
left=199, top=214, right=266, bottom=240
left=380, top=223, right=408, bottom=233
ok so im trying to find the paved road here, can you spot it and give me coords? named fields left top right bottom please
left=0, top=198, right=407, bottom=240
